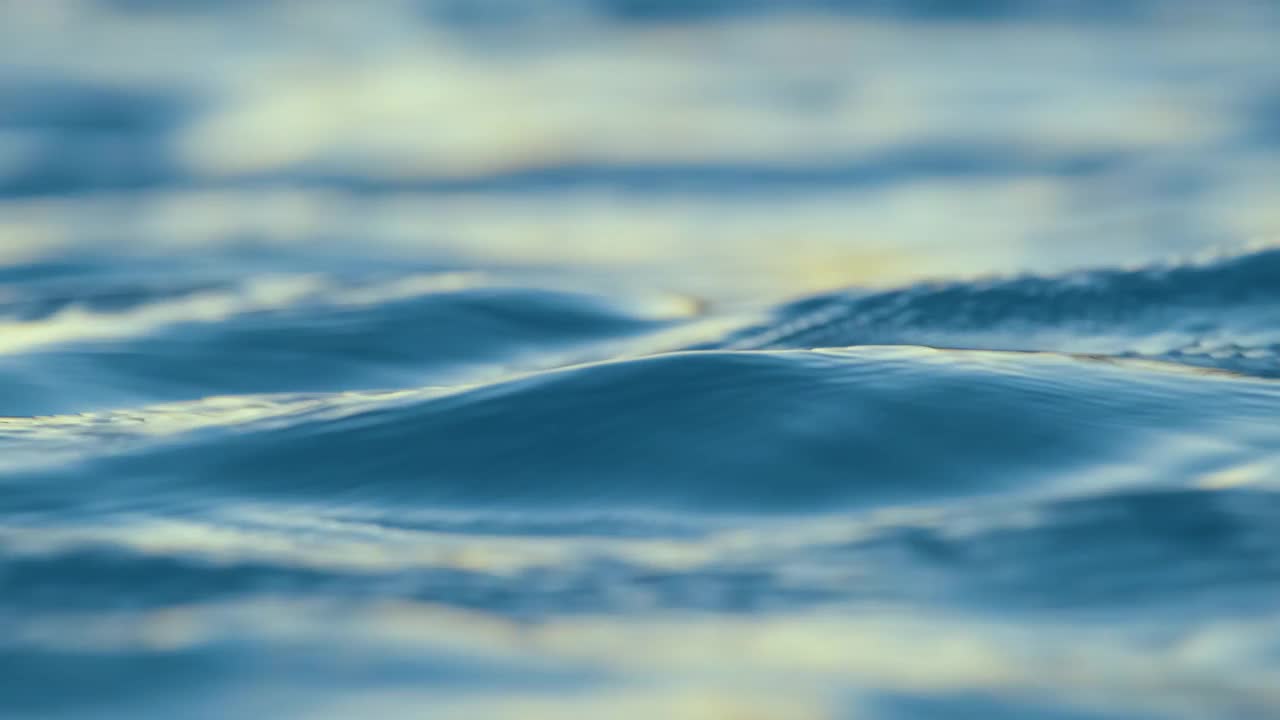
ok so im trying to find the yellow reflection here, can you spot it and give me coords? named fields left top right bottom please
left=0, top=272, right=490, bottom=355
left=15, top=599, right=1280, bottom=720
left=172, top=16, right=1244, bottom=179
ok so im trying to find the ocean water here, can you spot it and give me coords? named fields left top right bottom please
left=3, top=1, right=1280, bottom=719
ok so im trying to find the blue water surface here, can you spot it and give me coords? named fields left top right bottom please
left=2, top=1, right=1279, bottom=718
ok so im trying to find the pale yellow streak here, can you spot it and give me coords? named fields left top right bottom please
left=14, top=599, right=1280, bottom=720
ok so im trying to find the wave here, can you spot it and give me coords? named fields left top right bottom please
left=2, top=248, right=1278, bottom=720
left=719, top=246, right=1280, bottom=377
left=4, top=481, right=1277, bottom=618
left=11, top=345, right=1275, bottom=517
left=0, top=276, right=690, bottom=416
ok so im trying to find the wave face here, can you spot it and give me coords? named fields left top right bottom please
left=720, top=248, right=1280, bottom=375
left=4, top=250, right=1279, bottom=720
left=4, top=1, right=1280, bottom=719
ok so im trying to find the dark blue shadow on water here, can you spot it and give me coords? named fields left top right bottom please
left=0, top=78, right=188, bottom=196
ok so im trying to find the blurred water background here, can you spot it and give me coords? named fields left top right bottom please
left=1, top=1, right=1279, bottom=718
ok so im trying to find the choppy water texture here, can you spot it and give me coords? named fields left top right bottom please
left=3, top=1, right=1280, bottom=719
